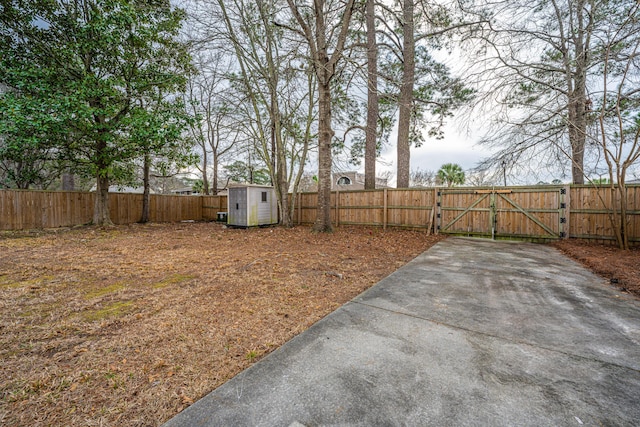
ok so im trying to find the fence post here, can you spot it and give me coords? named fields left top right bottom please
left=490, top=191, right=497, bottom=240
left=383, top=188, right=388, bottom=230
left=335, top=190, right=340, bottom=227
left=562, top=185, right=571, bottom=239
left=435, top=188, right=441, bottom=234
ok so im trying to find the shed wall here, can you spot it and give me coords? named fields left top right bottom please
left=249, top=187, right=277, bottom=226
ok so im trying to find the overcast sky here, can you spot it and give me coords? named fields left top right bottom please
left=376, top=121, right=491, bottom=181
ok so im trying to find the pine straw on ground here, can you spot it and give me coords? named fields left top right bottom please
left=552, top=239, right=640, bottom=298
left=0, top=223, right=444, bottom=427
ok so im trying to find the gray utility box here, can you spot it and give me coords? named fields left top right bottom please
left=227, top=184, right=278, bottom=227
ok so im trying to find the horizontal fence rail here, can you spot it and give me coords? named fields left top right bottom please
left=1, top=185, right=638, bottom=244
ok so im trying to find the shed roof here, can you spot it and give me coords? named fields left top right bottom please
left=227, top=183, right=275, bottom=189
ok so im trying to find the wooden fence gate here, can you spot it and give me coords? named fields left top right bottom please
left=437, top=186, right=569, bottom=241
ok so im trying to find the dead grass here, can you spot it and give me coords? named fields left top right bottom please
left=552, top=239, right=640, bottom=298
left=0, top=223, right=444, bottom=426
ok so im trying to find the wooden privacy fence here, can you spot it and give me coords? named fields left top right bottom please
left=295, top=189, right=436, bottom=230
left=294, top=185, right=640, bottom=243
left=569, top=185, right=640, bottom=242
left=2, top=186, right=639, bottom=243
left=0, top=190, right=227, bottom=230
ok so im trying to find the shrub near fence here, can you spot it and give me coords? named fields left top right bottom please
left=0, top=190, right=227, bottom=230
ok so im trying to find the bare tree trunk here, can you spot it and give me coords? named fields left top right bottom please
left=279, top=183, right=291, bottom=227
left=15, top=161, right=29, bottom=189
left=568, top=95, right=586, bottom=184
left=141, top=153, right=150, bottom=223
left=266, top=47, right=290, bottom=227
left=311, top=25, right=334, bottom=232
left=276, top=126, right=290, bottom=226
left=271, top=114, right=277, bottom=187
left=61, top=172, right=75, bottom=191
left=618, top=183, right=629, bottom=250
left=92, top=135, right=113, bottom=226
left=567, top=22, right=587, bottom=185
left=212, top=158, right=218, bottom=195
left=93, top=173, right=112, bottom=226
left=201, top=151, right=209, bottom=195
left=315, top=77, right=334, bottom=232
left=558, top=0, right=589, bottom=184
left=396, top=0, right=414, bottom=189
left=364, top=0, right=378, bottom=190
left=276, top=123, right=292, bottom=227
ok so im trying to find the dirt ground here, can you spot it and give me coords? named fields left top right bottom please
left=552, top=239, right=640, bottom=298
left=0, top=223, right=444, bottom=427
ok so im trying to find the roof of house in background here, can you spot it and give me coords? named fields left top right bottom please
left=89, top=185, right=154, bottom=194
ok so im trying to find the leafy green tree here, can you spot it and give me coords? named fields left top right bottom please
left=437, top=163, right=465, bottom=187
left=223, top=160, right=270, bottom=186
left=191, top=179, right=204, bottom=194
left=0, top=83, right=65, bottom=189
left=0, top=0, right=191, bottom=225
left=136, top=95, right=197, bottom=222
left=0, top=133, right=60, bottom=189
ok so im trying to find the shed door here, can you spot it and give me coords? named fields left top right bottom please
left=229, top=187, right=248, bottom=226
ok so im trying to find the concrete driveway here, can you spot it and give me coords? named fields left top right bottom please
left=162, top=238, right=640, bottom=427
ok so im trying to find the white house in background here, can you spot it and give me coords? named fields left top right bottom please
left=332, top=171, right=388, bottom=190
left=171, top=187, right=196, bottom=195
left=89, top=184, right=152, bottom=194
left=296, top=171, right=390, bottom=193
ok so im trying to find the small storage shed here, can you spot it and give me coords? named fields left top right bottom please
left=227, top=184, right=278, bottom=227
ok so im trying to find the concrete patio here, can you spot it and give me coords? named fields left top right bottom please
left=162, top=238, right=640, bottom=427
